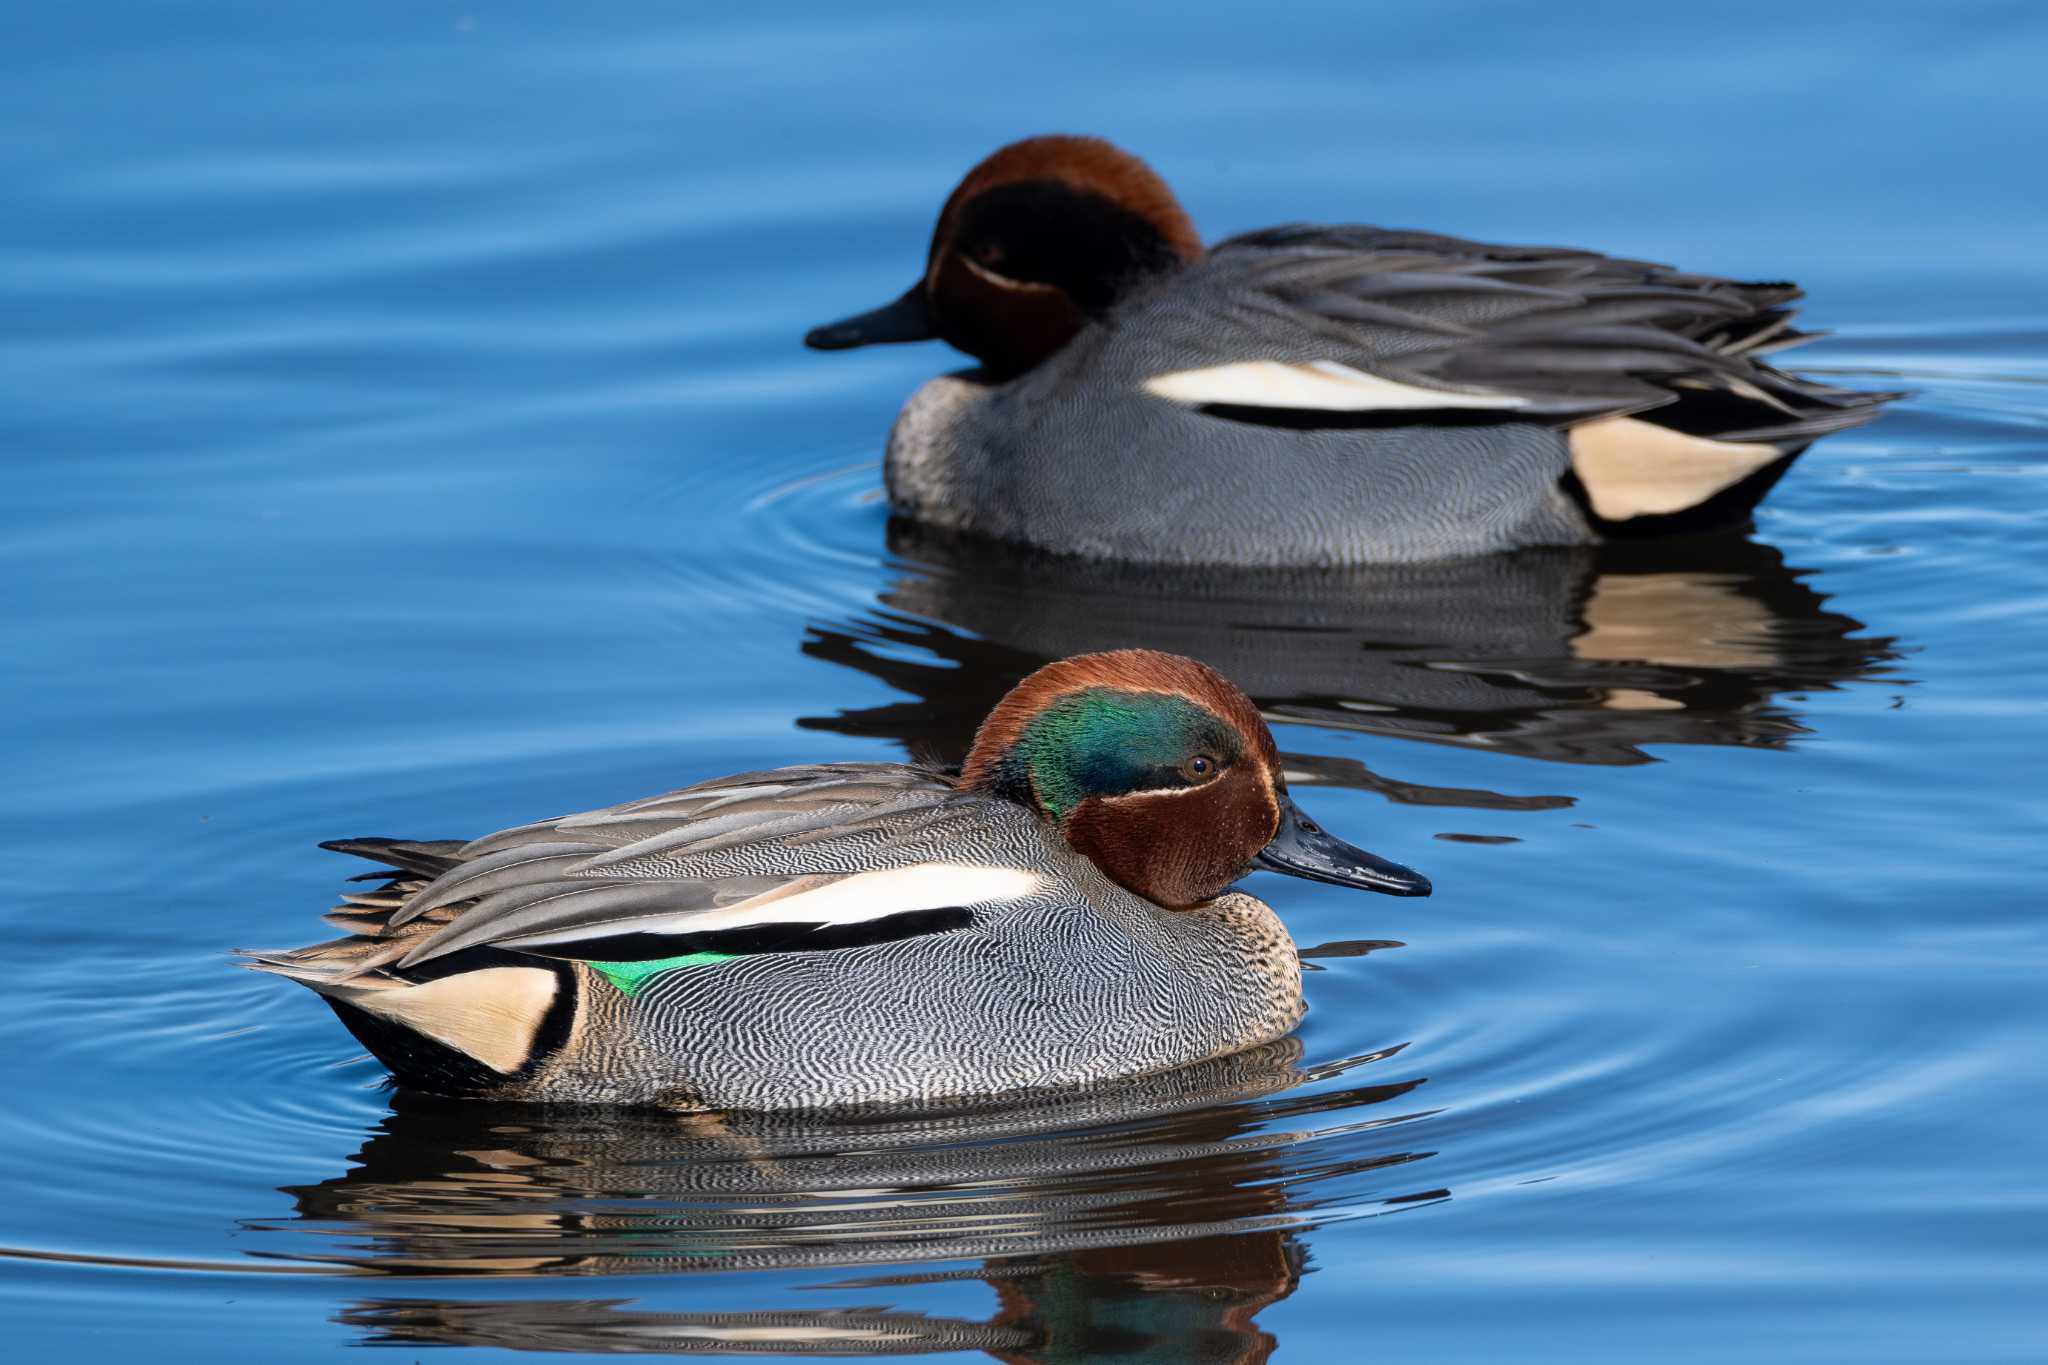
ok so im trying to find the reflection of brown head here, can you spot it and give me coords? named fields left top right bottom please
left=990, top=1231, right=1301, bottom=1365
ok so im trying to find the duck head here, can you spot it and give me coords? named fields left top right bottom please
left=805, top=135, right=1203, bottom=380
left=959, top=650, right=1431, bottom=908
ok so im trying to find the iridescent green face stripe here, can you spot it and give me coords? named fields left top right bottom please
left=996, top=688, right=1241, bottom=821
left=589, top=952, right=733, bottom=997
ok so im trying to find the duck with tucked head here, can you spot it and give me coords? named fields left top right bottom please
left=245, top=650, right=1428, bottom=1108
left=807, top=135, right=1897, bottom=566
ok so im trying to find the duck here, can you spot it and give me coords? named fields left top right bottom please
left=805, top=135, right=1898, bottom=566
left=243, top=649, right=1430, bottom=1108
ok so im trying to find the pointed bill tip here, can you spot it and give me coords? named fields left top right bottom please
left=804, top=284, right=935, bottom=351
left=1254, top=796, right=1431, bottom=898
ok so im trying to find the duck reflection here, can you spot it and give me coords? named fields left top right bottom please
left=257, top=1041, right=1443, bottom=1356
left=801, top=523, right=1899, bottom=783
left=341, top=1233, right=1306, bottom=1358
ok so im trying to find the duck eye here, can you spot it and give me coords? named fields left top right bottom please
left=1181, top=754, right=1219, bottom=783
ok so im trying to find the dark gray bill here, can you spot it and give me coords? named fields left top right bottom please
left=1253, top=795, right=1432, bottom=897
left=804, top=284, right=935, bottom=350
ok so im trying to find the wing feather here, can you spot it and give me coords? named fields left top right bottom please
left=388, top=841, right=614, bottom=927
left=309, top=764, right=1037, bottom=975
left=1141, top=225, right=1896, bottom=440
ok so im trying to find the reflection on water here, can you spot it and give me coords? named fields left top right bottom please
left=344, top=1233, right=1304, bottom=1358
left=256, top=1042, right=1440, bottom=1354
left=259, top=1041, right=1438, bottom=1275
left=343, top=1230, right=1301, bottom=1359
left=803, top=525, right=1901, bottom=783
left=342, top=1298, right=1044, bottom=1356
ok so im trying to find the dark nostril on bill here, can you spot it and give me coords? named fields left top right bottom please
left=1301, top=819, right=1319, bottom=833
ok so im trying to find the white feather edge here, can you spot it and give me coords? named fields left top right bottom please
left=505, top=863, right=1045, bottom=949
left=1142, top=360, right=1527, bottom=412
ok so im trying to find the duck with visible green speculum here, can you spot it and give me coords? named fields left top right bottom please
left=244, top=650, right=1429, bottom=1108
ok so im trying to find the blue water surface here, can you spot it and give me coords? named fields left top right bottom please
left=6, top=2, right=2047, bottom=1360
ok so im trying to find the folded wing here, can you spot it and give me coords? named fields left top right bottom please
left=254, top=765, right=1038, bottom=984
left=1144, top=224, right=1894, bottom=446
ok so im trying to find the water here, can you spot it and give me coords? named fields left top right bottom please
left=6, top=2, right=2047, bottom=1359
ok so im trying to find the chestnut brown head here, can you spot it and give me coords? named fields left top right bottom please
left=805, top=135, right=1204, bottom=380
left=959, top=650, right=1431, bottom=908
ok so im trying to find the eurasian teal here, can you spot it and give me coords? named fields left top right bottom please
left=244, top=650, right=1429, bottom=1107
left=807, top=135, right=1897, bottom=566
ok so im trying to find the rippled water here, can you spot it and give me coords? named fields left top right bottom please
left=8, top=3, right=2048, bottom=1360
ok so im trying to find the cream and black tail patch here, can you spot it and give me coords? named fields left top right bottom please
left=1568, top=417, right=1786, bottom=522
left=322, top=967, right=560, bottom=1076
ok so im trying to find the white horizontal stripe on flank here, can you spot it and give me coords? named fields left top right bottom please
left=515, top=863, right=1044, bottom=947
left=1143, top=360, right=1527, bottom=412
left=661, top=1327, right=917, bottom=1344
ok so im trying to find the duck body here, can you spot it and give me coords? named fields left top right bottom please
left=258, top=767, right=1300, bottom=1108
left=246, top=652, right=1428, bottom=1108
left=810, top=140, right=1898, bottom=567
left=885, top=239, right=1588, bottom=565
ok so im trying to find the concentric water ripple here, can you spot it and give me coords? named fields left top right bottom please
left=5, top=347, right=2041, bottom=1300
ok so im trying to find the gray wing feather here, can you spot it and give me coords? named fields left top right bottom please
left=388, top=842, right=613, bottom=927
left=451, top=766, right=889, bottom=857
left=1196, top=225, right=1894, bottom=435
left=386, top=764, right=977, bottom=969
left=629, top=795, right=965, bottom=878
left=398, top=879, right=762, bottom=966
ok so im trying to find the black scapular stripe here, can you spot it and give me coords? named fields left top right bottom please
left=1197, top=403, right=1528, bottom=431
left=528, top=905, right=977, bottom=964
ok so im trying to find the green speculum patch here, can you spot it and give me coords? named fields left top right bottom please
left=589, top=952, right=733, bottom=998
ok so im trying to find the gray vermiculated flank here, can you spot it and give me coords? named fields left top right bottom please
left=571, top=879, right=1301, bottom=1110
left=886, top=227, right=1891, bottom=566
